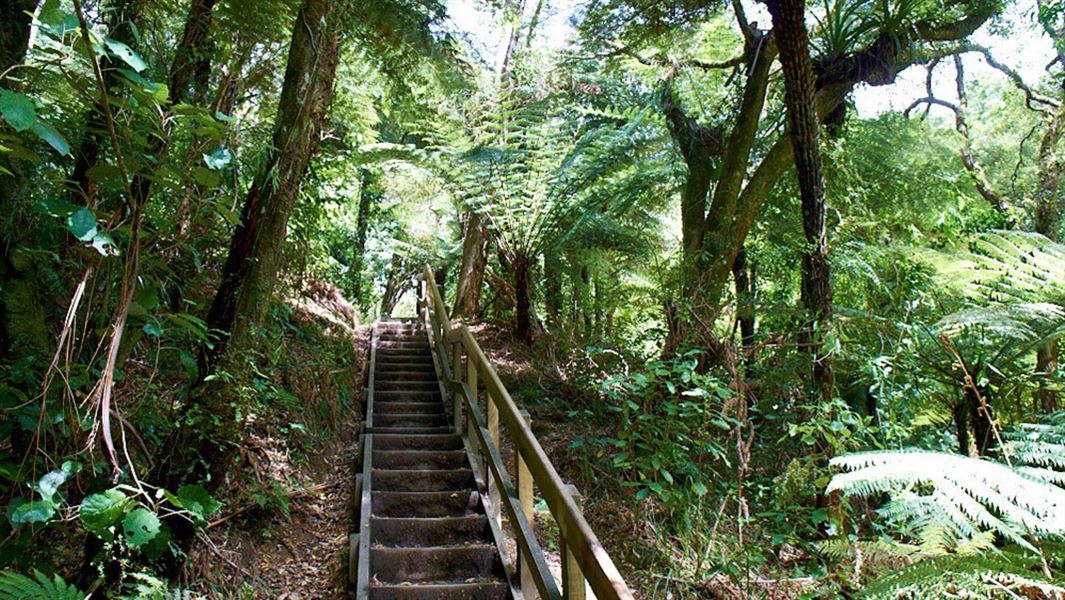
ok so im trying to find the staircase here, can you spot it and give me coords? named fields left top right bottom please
left=354, top=318, right=513, bottom=599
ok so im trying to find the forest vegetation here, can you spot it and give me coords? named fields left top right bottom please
left=0, top=0, right=1064, bottom=597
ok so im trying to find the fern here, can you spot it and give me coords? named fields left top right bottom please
left=858, top=548, right=1065, bottom=599
left=828, top=449, right=1065, bottom=553
left=0, top=570, right=84, bottom=600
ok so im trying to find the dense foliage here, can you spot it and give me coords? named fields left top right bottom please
left=0, top=0, right=1063, bottom=596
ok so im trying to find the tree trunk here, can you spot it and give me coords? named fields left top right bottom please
left=68, top=0, right=143, bottom=206
left=166, top=0, right=340, bottom=491
left=732, top=246, right=756, bottom=361
left=168, top=0, right=218, bottom=105
left=1034, top=104, right=1063, bottom=412
left=0, top=0, right=35, bottom=75
left=543, top=251, right=563, bottom=329
left=767, top=0, right=835, bottom=401
left=968, top=385, right=995, bottom=455
left=351, top=168, right=379, bottom=309
left=953, top=397, right=972, bottom=455
left=453, top=210, right=487, bottom=318
left=0, top=0, right=37, bottom=360
left=513, top=253, right=533, bottom=343
left=381, top=253, right=407, bottom=317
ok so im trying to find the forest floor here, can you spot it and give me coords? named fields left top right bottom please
left=186, top=296, right=368, bottom=598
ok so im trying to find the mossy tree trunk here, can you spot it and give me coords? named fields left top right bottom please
left=453, top=209, right=487, bottom=318
left=162, top=0, right=341, bottom=492
left=767, top=0, right=835, bottom=401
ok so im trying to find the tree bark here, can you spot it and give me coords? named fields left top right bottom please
left=381, top=253, right=407, bottom=317
left=0, top=0, right=35, bottom=75
left=767, top=0, right=835, bottom=400
left=513, top=253, right=533, bottom=343
left=452, top=209, right=487, bottom=318
left=1034, top=104, right=1064, bottom=412
left=732, top=246, right=756, bottom=359
left=67, top=0, right=143, bottom=206
left=351, top=168, right=380, bottom=309
left=167, top=0, right=340, bottom=491
left=543, top=251, right=563, bottom=329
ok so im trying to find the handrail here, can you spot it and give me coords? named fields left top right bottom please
left=420, top=265, right=635, bottom=600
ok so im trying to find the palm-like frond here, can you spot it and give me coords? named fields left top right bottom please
left=828, top=449, right=1065, bottom=552
left=0, top=570, right=84, bottom=600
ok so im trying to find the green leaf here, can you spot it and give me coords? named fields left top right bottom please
left=191, top=166, right=221, bottom=187
left=80, top=489, right=128, bottom=534
left=104, top=39, right=147, bottom=72
left=11, top=500, right=55, bottom=525
left=176, top=484, right=221, bottom=522
left=66, top=207, right=97, bottom=241
left=30, top=121, right=70, bottom=156
left=0, top=90, right=37, bottom=132
left=36, top=465, right=75, bottom=503
left=122, top=508, right=160, bottom=548
left=36, top=198, right=78, bottom=218
left=692, top=481, right=708, bottom=497
left=38, top=0, right=64, bottom=25
left=203, top=147, right=232, bottom=170
left=91, top=232, right=118, bottom=256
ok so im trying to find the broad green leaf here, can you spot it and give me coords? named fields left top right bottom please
left=176, top=484, right=221, bottom=521
left=11, top=500, right=55, bottom=525
left=191, top=166, right=221, bottom=187
left=203, top=148, right=232, bottom=170
left=30, top=121, right=70, bottom=156
left=38, top=0, right=64, bottom=25
left=66, top=207, right=97, bottom=241
left=80, top=489, right=128, bottom=534
left=91, top=232, right=118, bottom=256
left=104, top=39, right=147, bottom=72
left=122, top=508, right=160, bottom=548
left=36, top=198, right=78, bottom=218
left=0, top=90, right=37, bottom=132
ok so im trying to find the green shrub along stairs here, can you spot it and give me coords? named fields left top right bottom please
left=350, top=267, right=634, bottom=600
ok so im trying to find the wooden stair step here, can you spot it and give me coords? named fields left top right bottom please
left=370, top=545, right=503, bottom=583
left=372, top=449, right=467, bottom=470
left=370, top=515, right=491, bottom=546
left=371, top=491, right=481, bottom=518
left=372, top=468, right=474, bottom=492
left=369, top=581, right=509, bottom=600
left=373, top=413, right=448, bottom=428
left=374, top=401, right=443, bottom=415
left=372, top=434, right=464, bottom=451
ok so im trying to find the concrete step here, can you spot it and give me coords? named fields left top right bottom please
left=373, top=449, right=468, bottom=470
left=369, top=582, right=509, bottom=600
left=370, top=545, right=503, bottom=583
left=370, top=515, right=491, bottom=546
left=373, top=434, right=464, bottom=451
left=371, top=490, right=481, bottom=518
left=373, top=468, right=475, bottom=492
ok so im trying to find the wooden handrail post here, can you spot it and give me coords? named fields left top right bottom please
left=517, top=409, right=536, bottom=598
left=486, top=387, right=501, bottom=525
left=561, top=484, right=587, bottom=600
left=462, top=351, right=477, bottom=435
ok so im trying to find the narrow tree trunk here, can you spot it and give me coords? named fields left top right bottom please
left=1034, top=105, right=1063, bottom=412
left=953, top=398, right=972, bottom=455
left=969, top=385, right=995, bottom=455
left=513, top=253, right=533, bottom=343
left=767, top=0, right=835, bottom=401
left=453, top=210, right=487, bottom=318
left=381, top=253, right=407, bottom=318
left=165, top=0, right=340, bottom=492
left=0, top=0, right=35, bottom=74
left=169, top=0, right=218, bottom=105
left=733, top=246, right=756, bottom=361
left=543, top=251, right=563, bottom=329
left=593, top=273, right=603, bottom=339
left=68, top=0, right=143, bottom=205
left=351, top=168, right=379, bottom=309
left=0, top=0, right=37, bottom=360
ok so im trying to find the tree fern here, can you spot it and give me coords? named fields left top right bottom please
left=0, top=570, right=84, bottom=600
left=828, top=449, right=1065, bottom=553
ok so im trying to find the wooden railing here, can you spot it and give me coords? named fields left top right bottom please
left=419, top=266, right=634, bottom=600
